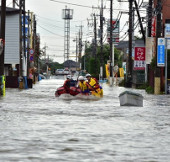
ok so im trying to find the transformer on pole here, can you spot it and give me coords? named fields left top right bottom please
left=62, top=6, right=73, bottom=62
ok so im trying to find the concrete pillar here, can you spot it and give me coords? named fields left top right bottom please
left=154, top=77, right=160, bottom=94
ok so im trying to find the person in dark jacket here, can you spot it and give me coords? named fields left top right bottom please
left=63, top=75, right=72, bottom=93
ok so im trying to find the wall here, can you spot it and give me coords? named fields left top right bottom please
left=4, top=14, right=20, bottom=64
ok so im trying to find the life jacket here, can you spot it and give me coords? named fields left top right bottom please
left=79, top=81, right=88, bottom=92
left=87, top=78, right=100, bottom=90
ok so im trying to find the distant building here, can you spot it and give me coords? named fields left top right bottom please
left=115, top=39, right=145, bottom=61
left=63, top=60, right=79, bottom=72
left=0, top=7, right=36, bottom=88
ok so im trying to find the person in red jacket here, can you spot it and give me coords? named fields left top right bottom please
left=63, top=75, right=72, bottom=93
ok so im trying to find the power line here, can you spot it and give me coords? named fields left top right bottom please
left=38, top=24, right=64, bottom=37
left=7, top=2, right=12, bottom=7
left=38, top=24, right=76, bottom=39
left=49, top=0, right=98, bottom=9
left=37, top=14, right=87, bottom=23
left=37, top=20, right=64, bottom=30
left=36, top=15, right=63, bottom=23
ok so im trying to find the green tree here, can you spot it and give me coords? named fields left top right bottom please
left=83, top=43, right=123, bottom=78
left=39, top=58, right=64, bottom=74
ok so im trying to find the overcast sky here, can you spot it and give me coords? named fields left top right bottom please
left=4, top=0, right=144, bottom=63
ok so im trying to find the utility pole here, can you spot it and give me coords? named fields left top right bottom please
left=33, top=15, right=38, bottom=81
left=33, top=15, right=36, bottom=51
left=147, top=0, right=153, bottom=87
left=148, top=0, right=153, bottom=37
left=127, top=0, right=133, bottom=87
left=134, top=0, right=145, bottom=43
left=91, top=14, right=97, bottom=74
left=23, top=0, right=26, bottom=61
left=110, top=0, right=113, bottom=86
left=76, top=25, right=83, bottom=69
left=0, top=0, right=6, bottom=96
left=93, top=14, right=97, bottom=60
left=155, top=0, right=163, bottom=93
left=13, top=0, right=16, bottom=8
left=76, top=36, right=78, bottom=65
left=19, top=0, right=27, bottom=88
left=27, top=10, right=30, bottom=78
left=19, top=0, right=23, bottom=78
left=73, top=36, right=78, bottom=70
left=100, top=0, right=104, bottom=80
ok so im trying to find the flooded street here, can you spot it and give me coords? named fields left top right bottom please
left=1, top=77, right=170, bottom=162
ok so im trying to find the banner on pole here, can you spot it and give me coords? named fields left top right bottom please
left=151, top=16, right=156, bottom=37
left=145, top=37, right=154, bottom=64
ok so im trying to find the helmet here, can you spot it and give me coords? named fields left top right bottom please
left=78, top=76, right=84, bottom=81
left=86, top=74, right=91, bottom=78
left=66, top=75, right=72, bottom=79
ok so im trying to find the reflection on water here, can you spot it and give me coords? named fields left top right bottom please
left=0, top=76, right=170, bottom=162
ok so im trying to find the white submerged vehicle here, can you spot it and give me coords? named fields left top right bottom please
left=119, top=91, right=143, bottom=107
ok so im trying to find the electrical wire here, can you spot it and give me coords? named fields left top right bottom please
left=37, top=14, right=87, bottom=23
left=119, top=21, right=140, bottom=42
left=38, top=24, right=76, bottom=39
left=49, top=0, right=98, bottom=9
left=7, top=2, right=12, bottom=7
left=38, top=24, right=64, bottom=37
left=37, top=20, right=64, bottom=30
left=36, top=15, right=63, bottom=23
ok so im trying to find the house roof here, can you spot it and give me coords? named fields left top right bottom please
left=115, top=40, right=145, bottom=49
left=64, top=60, right=79, bottom=68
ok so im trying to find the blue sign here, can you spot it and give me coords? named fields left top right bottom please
left=22, top=16, right=29, bottom=25
left=157, top=38, right=165, bottom=67
left=22, top=27, right=28, bottom=36
left=30, top=55, right=34, bottom=61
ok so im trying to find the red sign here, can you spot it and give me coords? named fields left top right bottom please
left=134, top=47, right=145, bottom=70
left=134, top=47, right=145, bottom=61
left=151, top=16, right=156, bottom=37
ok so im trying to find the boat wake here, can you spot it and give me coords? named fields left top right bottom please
left=58, top=93, right=101, bottom=101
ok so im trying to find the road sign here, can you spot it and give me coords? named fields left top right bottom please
left=157, top=38, right=165, bottom=67
left=29, top=48, right=34, bottom=55
left=30, top=55, right=34, bottom=61
left=107, top=19, right=119, bottom=43
left=165, top=24, right=170, bottom=38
